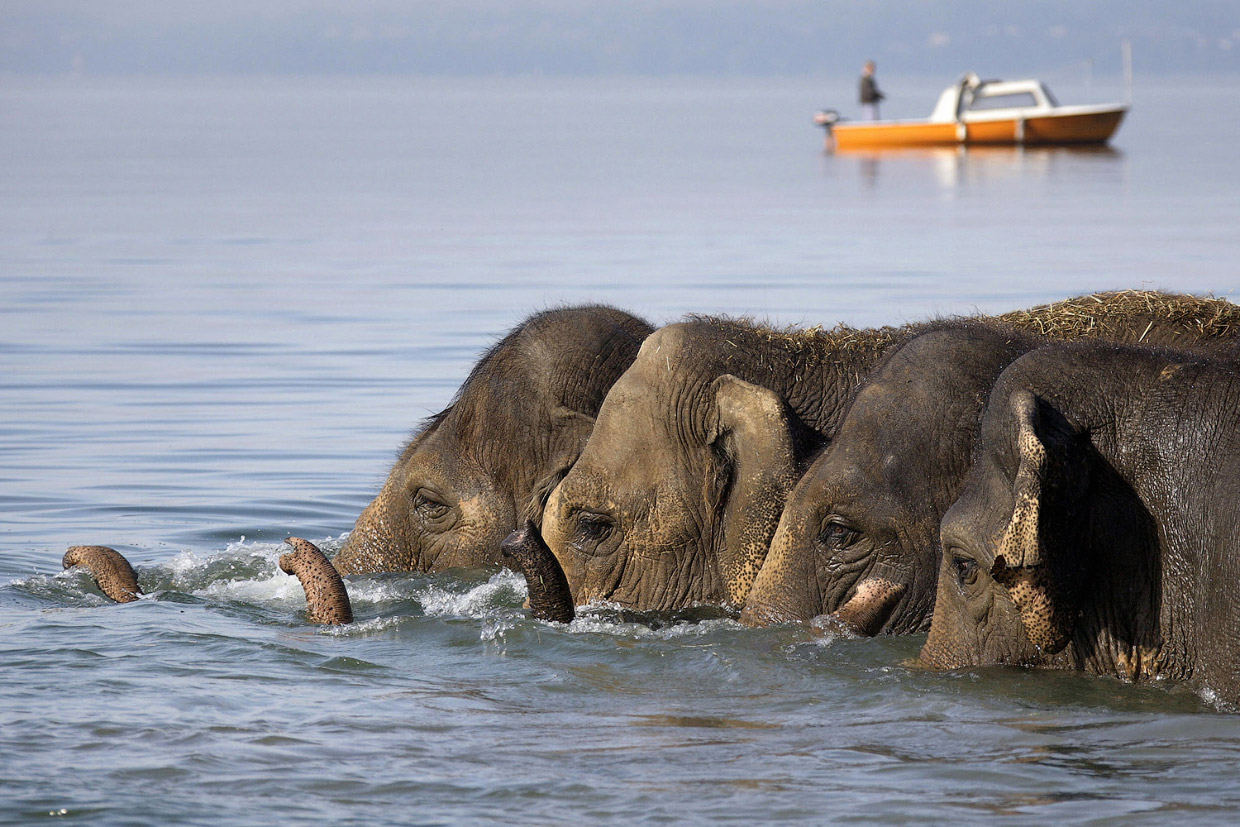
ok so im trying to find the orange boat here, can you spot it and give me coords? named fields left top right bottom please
left=816, top=74, right=1128, bottom=151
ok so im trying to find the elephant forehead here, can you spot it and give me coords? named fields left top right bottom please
left=457, top=490, right=508, bottom=519
left=568, top=421, right=700, bottom=503
left=801, top=454, right=888, bottom=513
left=593, top=384, right=689, bottom=447
left=404, top=436, right=495, bottom=494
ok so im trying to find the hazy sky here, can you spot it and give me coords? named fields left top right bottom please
left=3, top=1, right=1237, bottom=76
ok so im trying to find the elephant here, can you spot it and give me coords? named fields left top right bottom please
left=332, top=305, right=653, bottom=575
left=534, top=292, right=1240, bottom=617
left=536, top=313, right=968, bottom=614
left=742, top=291, right=1240, bottom=633
left=919, top=341, right=1240, bottom=705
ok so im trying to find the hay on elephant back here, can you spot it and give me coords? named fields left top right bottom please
left=689, top=314, right=905, bottom=363
left=998, top=290, right=1240, bottom=342
left=696, top=290, right=1239, bottom=366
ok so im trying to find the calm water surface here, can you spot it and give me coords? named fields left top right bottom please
left=2, top=74, right=1239, bottom=824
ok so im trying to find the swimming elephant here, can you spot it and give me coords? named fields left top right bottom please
left=538, top=314, right=932, bottom=613
left=919, top=342, right=1240, bottom=705
left=332, top=305, right=653, bottom=575
left=742, top=291, right=1240, bottom=633
left=537, top=292, right=1240, bottom=617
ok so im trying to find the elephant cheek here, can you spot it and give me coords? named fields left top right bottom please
left=993, top=564, right=1073, bottom=655
left=738, top=557, right=801, bottom=626
left=335, top=492, right=415, bottom=575
left=919, top=586, right=982, bottom=670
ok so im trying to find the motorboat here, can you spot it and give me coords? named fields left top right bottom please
left=816, top=73, right=1127, bottom=150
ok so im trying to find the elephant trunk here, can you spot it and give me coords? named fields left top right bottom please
left=332, top=488, right=410, bottom=575
left=63, top=546, right=143, bottom=603
left=990, top=557, right=1073, bottom=654
left=738, top=600, right=800, bottom=627
left=823, top=577, right=905, bottom=637
left=280, top=538, right=354, bottom=625
left=502, top=521, right=575, bottom=623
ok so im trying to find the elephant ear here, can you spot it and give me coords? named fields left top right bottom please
left=524, top=407, right=596, bottom=527
left=989, top=389, right=1089, bottom=655
left=706, top=375, right=800, bottom=607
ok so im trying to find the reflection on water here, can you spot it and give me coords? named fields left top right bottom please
left=629, top=714, right=780, bottom=729
left=836, top=144, right=1125, bottom=190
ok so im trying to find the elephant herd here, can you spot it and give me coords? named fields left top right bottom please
left=66, top=292, right=1240, bottom=707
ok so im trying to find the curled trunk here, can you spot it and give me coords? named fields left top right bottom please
left=63, top=546, right=143, bottom=603
left=823, top=577, right=905, bottom=637
left=280, top=538, right=354, bottom=625
left=502, top=521, right=575, bottom=623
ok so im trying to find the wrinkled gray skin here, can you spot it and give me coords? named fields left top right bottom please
left=540, top=316, right=911, bottom=611
left=743, top=296, right=1240, bottom=634
left=743, top=323, right=1034, bottom=633
left=539, top=292, right=1240, bottom=615
left=920, top=343, right=1240, bottom=705
left=333, top=306, right=652, bottom=575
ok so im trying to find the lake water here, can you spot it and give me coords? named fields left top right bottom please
left=2, top=73, right=1240, bottom=824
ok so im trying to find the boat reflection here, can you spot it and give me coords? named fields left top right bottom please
left=836, top=144, right=1125, bottom=189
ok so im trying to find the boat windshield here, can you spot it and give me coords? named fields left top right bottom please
left=968, top=91, right=1038, bottom=111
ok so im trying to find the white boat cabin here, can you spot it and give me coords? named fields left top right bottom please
left=927, top=74, right=1063, bottom=123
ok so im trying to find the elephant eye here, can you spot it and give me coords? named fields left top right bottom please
left=951, top=553, right=979, bottom=589
left=574, top=511, right=614, bottom=546
left=818, top=519, right=859, bottom=550
left=413, top=489, right=451, bottom=520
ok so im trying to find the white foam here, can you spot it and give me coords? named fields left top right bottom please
left=1197, top=685, right=1236, bottom=713
left=568, top=606, right=743, bottom=640
left=320, top=615, right=409, bottom=637
left=332, top=577, right=411, bottom=606
left=480, top=617, right=516, bottom=641
left=198, top=569, right=303, bottom=603
left=417, top=569, right=526, bottom=618
left=164, top=548, right=207, bottom=577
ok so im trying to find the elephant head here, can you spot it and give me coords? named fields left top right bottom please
left=920, top=388, right=1093, bottom=669
left=742, top=325, right=1030, bottom=634
left=541, top=323, right=809, bottom=611
left=739, top=383, right=924, bottom=634
left=333, top=306, right=651, bottom=575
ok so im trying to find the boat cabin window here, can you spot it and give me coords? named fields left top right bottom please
left=968, top=92, right=1038, bottom=111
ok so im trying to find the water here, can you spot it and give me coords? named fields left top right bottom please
left=2, top=73, right=1240, bottom=823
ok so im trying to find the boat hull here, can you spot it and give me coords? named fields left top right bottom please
left=831, top=107, right=1127, bottom=150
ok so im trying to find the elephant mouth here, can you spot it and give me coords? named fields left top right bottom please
left=820, top=577, right=906, bottom=637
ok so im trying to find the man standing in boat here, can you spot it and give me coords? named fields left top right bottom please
left=859, top=60, right=884, bottom=120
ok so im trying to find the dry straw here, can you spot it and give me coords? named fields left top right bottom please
left=998, top=290, right=1240, bottom=341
